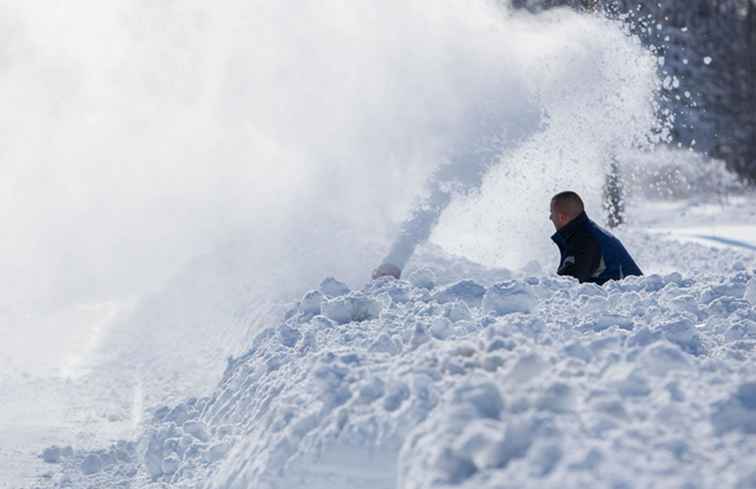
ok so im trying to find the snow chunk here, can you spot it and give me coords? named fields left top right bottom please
left=581, top=313, right=633, bottom=332
left=80, top=454, right=102, bottom=475
left=656, top=318, right=701, bottom=354
left=736, top=382, right=756, bottom=410
left=562, top=342, right=593, bottom=363
left=536, top=382, right=575, bottom=413
left=430, top=317, right=453, bottom=340
left=483, top=281, right=535, bottom=316
left=161, top=454, right=180, bottom=475
left=319, top=277, right=351, bottom=298
left=640, top=342, right=692, bottom=375
left=452, top=382, right=505, bottom=419
left=726, top=320, right=756, bottom=341
left=41, top=446, right=66, bottom=464
left=507, top=352, right=547, bottom=384
left=711, top=382, right=756, bottom=434
left=183, top=420, right=210, bottom=442
left=322, top=294, right=381, bottom=324
left=298, top=289, right=324, bottom=316
left=432, top=280, right=486, bottom=305
left=408, top=268, right=436, bottom=289
left=745, top=278, right=756, bottom=305
left=445, top=300, right=472, bottom=322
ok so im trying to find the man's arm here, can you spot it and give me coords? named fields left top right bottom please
left=557, top=234, right=601, bottom=283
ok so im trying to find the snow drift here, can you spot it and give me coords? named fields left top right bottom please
left=43, top=243, right=756, bottom=488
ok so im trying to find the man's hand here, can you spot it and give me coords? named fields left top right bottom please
left=372, top=263, right=401, bottom=280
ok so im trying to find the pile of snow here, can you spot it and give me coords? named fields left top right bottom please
left=43, top=266, right=756, bottom=488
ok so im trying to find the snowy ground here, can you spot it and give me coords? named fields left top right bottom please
left=3, top=193, right=756, bottom=489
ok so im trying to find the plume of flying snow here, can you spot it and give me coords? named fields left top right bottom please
left=0, top=0, right=658, bottom=395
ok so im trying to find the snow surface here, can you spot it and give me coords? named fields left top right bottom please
left=27, top=195, right=756, bottom=489
left=2, top=1, right=756, bottom=487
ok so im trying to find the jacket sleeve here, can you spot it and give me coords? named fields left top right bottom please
left=557, top=233, right=601, bottom=283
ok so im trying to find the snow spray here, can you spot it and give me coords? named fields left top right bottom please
left=0, top=0, right=659, bottom=402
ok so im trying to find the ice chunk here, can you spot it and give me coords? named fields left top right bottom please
left=483, top=281, right=535, bottom=316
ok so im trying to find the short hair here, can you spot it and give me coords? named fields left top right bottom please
left=551, top=191, right=584, bottom=217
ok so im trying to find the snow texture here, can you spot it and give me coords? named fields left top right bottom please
left=42, top=253, right=756, bottom=489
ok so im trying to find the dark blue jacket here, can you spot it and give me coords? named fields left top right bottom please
left=551, top=212, right=642, bottom=285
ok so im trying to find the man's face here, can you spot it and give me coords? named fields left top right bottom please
left=549, top=200, right=565, bottom=231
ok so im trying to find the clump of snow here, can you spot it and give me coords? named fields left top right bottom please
left=711, top=382, right=756, bottom=435
left=408, top=268, right=436, bottom=290
left=482, top=281, right=535, bottom=315
left=46, top=264, right=756, bottom=489
left=41, top=446, right=73, bottom=464
left=745, top=278, right=756, bottom=306
left=321, top=293, right=382, bottom=324
left=432, top=279, right=487, bottom=306
left=299, top=290, right=325, bottom=316
left=319, top=277, right=351, bottom=298
left=79, top=454, right=102, bottom=475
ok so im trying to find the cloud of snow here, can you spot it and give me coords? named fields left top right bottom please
left=0, top=0, right=658, bottom=377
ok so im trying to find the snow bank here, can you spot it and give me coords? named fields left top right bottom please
left=46, top=262, right=756, bottom=489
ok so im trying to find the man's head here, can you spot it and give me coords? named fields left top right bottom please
left=549, top=191, right=585, bottom=231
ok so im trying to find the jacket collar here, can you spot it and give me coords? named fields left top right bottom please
left=551, top=211, right=589, bottom=243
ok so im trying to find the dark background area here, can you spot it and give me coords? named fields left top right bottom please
left=512, top=0, right=756, bottom=184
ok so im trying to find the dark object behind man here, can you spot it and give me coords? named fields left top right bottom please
left=550, top=191, right=642, bottom=285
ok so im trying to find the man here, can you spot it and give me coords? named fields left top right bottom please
left=550, top=191, right=642, bottom=285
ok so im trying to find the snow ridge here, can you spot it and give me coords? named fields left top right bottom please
left=42, top=264, right=756, bottom=489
